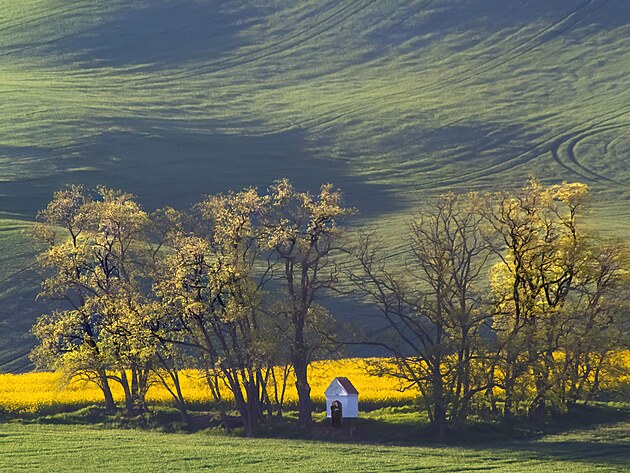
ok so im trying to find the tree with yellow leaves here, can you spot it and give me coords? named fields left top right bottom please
left=31, top=185, right=155, bottom=415
left=260, top=179, right=353, bottom=428
left=152, top=188, right=277, bottom=436
left=482, top=179, right=629, bottom=417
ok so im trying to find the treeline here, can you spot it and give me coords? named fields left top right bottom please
left=349, top=181, right=629, bottom=437
left=29, top=179, right=629, bottom=437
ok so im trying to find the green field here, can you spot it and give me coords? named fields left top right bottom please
left=1, top=0, right=629, bottom=370
left=0, top=414, right=628, bottom=472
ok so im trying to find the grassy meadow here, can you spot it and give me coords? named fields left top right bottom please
left=0, top=407, right=628, bottom=472
left=0, top=0, right=629, bottom=370
left=0, top=353, right=628, bottom=471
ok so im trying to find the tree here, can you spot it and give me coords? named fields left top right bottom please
left=349, top=193, right=491, bottom=437
left=260, top=179, right=353, bottom=427
left=31, top=185, right=154, bottom=415
left=31, top=185, right=116, bottom=412
left=482, top=180, right=630, bottom=417
left=557, top=239, right=630, bottom=408
left=153, top=188, right=275, bottom=436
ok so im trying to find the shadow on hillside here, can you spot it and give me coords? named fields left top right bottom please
left=0, top=117, right=403, bottom=217
left=39, top=0, right=630, bottom=70
left=364, top=118, right=545, bottom=191
left=42, top=1, right=269, bottom=70
left=367, top=0, right=630, bottom=52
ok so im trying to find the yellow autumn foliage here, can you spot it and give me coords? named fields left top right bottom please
left=1, top=355, right=628, bottom=414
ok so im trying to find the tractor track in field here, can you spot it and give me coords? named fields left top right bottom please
left=296, top=0, right=625, bottom=190
left=378, top=0, right=436, bottom=35
left=262, top=101, right=629, bottom=194
left=0, top=0, right=91, bottom=33
left=363, top=0, right=616, bottom=120
left=260, top=0, right=611, bottom=130
left=1, top=1, right=627, bottom=194
left=2, top=0, right=375, bottom=76
left=262, top=0, right=620, bottom=144
left=440, top=0, right=616, bottom=90
left=340, top=0, right=596, bottom=113
left=4, top=0, right=618, bottom=137
left=424, top=104, right=630, bottom=190
left=604, top=130, right=630, bottom=154
left=0, top=0, right=114, bottom=58
left=129, top=0, right=441, bottom=91
left=549, top=104, right=630, bottom=182
left=552, top=122, right=630, bottom=184
left=146, top=0, right=381, bottom=85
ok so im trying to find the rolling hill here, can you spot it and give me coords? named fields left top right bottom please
left=1, top=0, right=629, bottom=371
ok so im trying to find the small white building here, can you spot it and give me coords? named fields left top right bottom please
left=325, top=377, right=359, bottom=418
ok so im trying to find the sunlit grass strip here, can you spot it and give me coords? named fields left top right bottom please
left=1, top=354, right=628, bottom=414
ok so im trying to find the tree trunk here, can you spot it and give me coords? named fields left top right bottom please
left=98, top=369, right=116, bottom=413
left=503, top=372, right=515, bottom=421
left=431, top=362, right=447, bottom=440
left=120, top=370, right=134, bottom=415
left=227, top=374, right=257, bottom=437
left=292, top=350, right=312, bottom=428
left=245, top=381, right=259, bottom=437
left=291, top=306, right=312, bottom=428
left=173, top=372, right=189, bottom=426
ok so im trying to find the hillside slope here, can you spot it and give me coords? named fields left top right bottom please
left=1, top=0, right=628, bottom=371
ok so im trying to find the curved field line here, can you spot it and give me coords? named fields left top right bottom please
left=456, top=0, right=597, bottom=73
left=425, top=105, right=630, bottom=190
left=419, top=103, right=630, bottom=190
left=446, top=0, right=614, bottom=89
left=563, top=123, right=630, bottom=182
left=368, top=0, right=436, bottom=38
left=268, top=101, right=628, bottom=188
left=0, top=31, right=91, bottom=58
left=299, top=97, right=499, bottom=140
left=0, top=0, right=91, bottom=33
left=338, top=0, right=614, bottom=121
left=145, top=0, right=380, bottom=85
left=258, top=106, right=357, bottom=135
left=146, top=0, right=368, bottom=79
left=551, top=136, right=600, bottom=182
left=276, top=0, right=613, bottom=142
left=117, top=0, right=363, bottom=84
left=0, top=2, right=122, bottom=59
left=550, top=105, right=630, bottom=181
left=0, top=0, right=369, bottom=77
left=604, top=129, right=630, bottom=154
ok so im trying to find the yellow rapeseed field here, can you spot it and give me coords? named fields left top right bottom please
left=0, top=359, right=412, bottom=414
left=1, top=355, right=628, bottom=414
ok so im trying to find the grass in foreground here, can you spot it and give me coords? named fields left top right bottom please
left=0, top=406, right=628, bottom=473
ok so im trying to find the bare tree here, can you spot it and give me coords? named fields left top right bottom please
left=349, top=193, right=491, bottom=437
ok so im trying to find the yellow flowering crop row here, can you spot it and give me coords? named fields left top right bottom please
left=0, top=359, right=412, bottom=414
left=1, top=354, right=628, bottom=414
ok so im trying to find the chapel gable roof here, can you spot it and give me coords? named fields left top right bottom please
left=330, top=376, right=358, bottom=395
